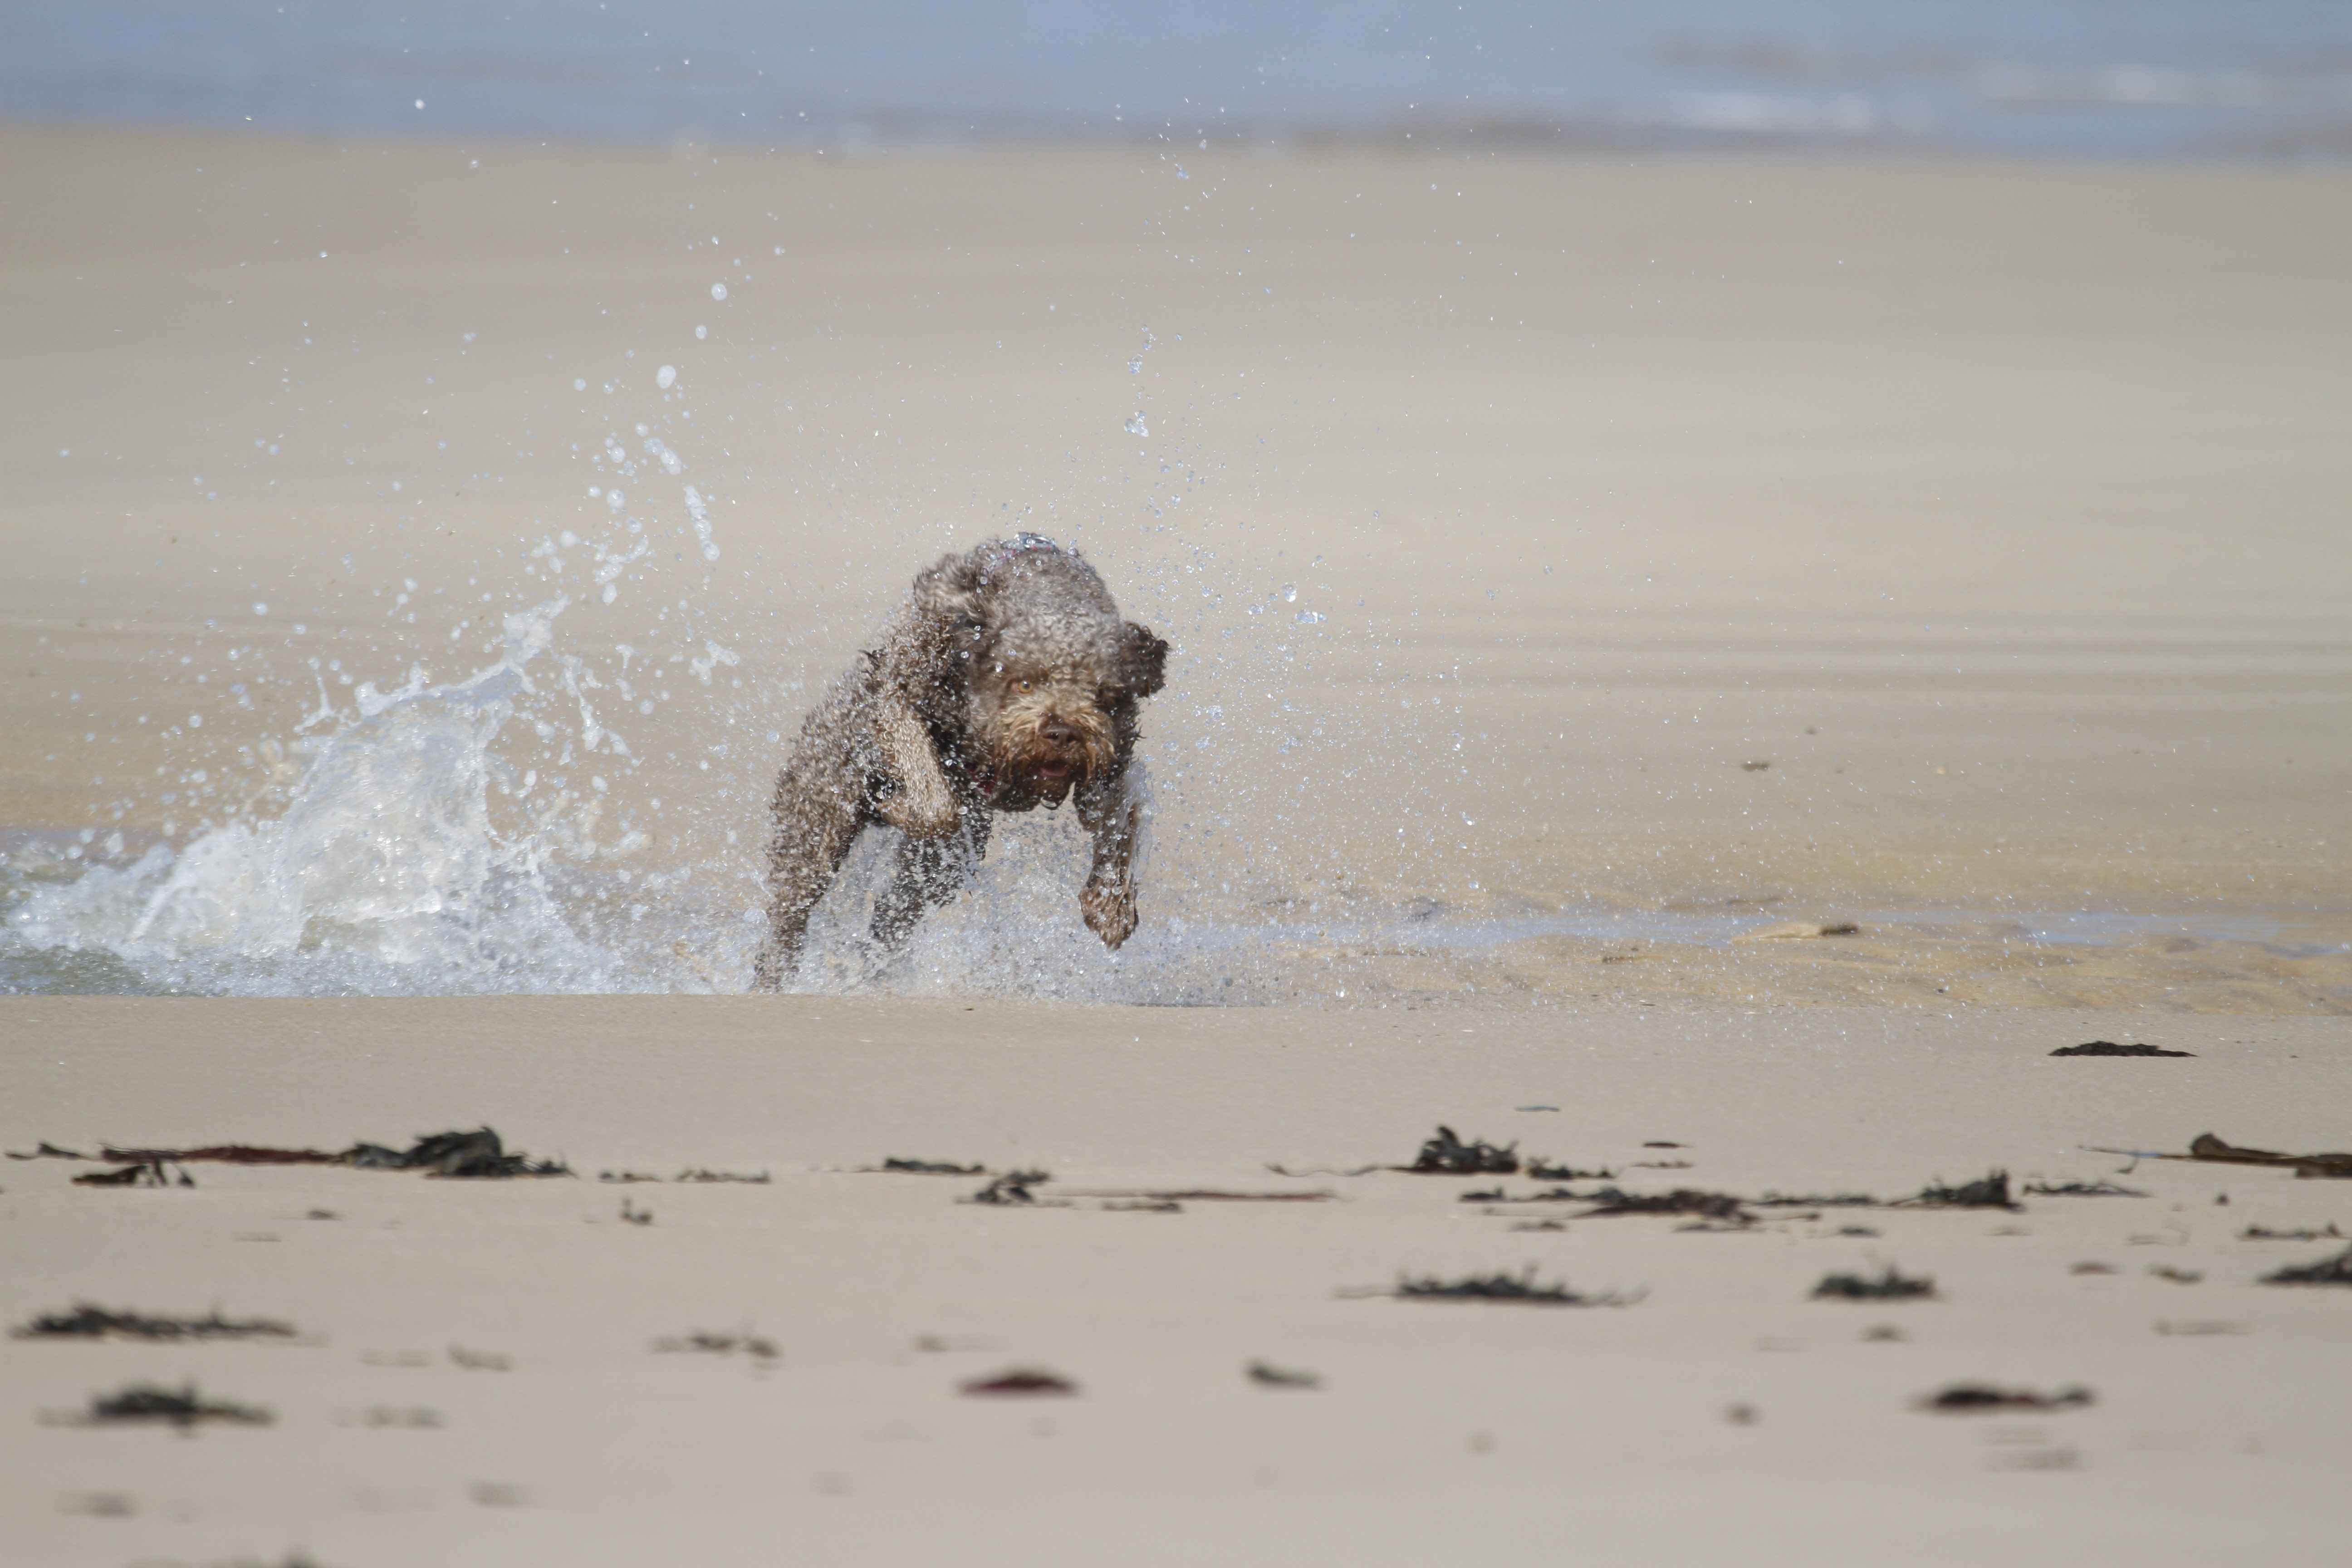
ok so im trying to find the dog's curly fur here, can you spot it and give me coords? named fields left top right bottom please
left=752, top=534, right=1168, bottom=990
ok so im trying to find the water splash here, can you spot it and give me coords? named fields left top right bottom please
left=1, top=598, right=696, bottom=995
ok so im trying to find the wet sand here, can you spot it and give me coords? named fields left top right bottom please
left=6, top=995, right=2352, bottom=1565
left=2, top=127, right=2350, bottom=1005
left=2, top=127, right=2351, bottom=1561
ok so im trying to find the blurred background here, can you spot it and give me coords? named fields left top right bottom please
left=13, top=0, right=2352, bottom=157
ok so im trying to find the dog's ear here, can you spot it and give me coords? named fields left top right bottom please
left=892, top=552, right=990, bottom=686
left=1116, top=622, right=1169, bottom=698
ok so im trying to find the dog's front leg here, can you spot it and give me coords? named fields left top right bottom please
left=1075, top=762, right=1147, bottom=949
left=871, top=696, right=961, bottom=840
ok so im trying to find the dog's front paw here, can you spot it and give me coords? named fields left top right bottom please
left=1080, top=878, right=1137, bottom=950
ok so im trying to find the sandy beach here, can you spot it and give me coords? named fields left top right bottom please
left=6, top=996, right=2352, bottom=1565
left=2, top=123, right=2350, bottom=1563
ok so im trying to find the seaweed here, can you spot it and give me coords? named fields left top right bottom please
left=1056, top=1188, right=1333, bottom=1203
left=72, top=1160, right=191, bottom=1188
left=1578, top=1188, right=1751, bottom=1223
left=1899, top=1171, right=2019, bottom=1210
left=101, top=1143, right=342, bottom=1164
left=875, top=1158, right=988, bottom=1175
left=1750, top=1191, right=1880, bottom=1208
left=2260, top=1244, right=2352, bottom=1287
left=5, top=1141, right=88, bottom=1160
left=2087, top=1133, right=2352, bottom=1179
left=1387, top=1267, right=1637, bottom=1307
left=1524, top=1159, right=1614, bottom=1181
left=1812, top=1266, right=1937, bottom=1301
left=1919, top=1382, right=2093, bottom=1413
left=965, top=1170, right=1053, bottom=1206
left=2051, top=1040, right=2193, bottom=1057
left=2021, top=1180, right=2147, bottom=1197
left=1458, top=1185, right=1588, bottom=1205
left=960, top=1367, right=1078, bottom=1396
left=345, top=1128, right=569, bottom=1179
left=70, top=1382, right=274, bottom=1429
left=2240, top=1223, right=2344, bottom=1242
left=675, top=1168, right=770, bottom=1184
left=652, top=1331, right=778, bottom=1360
left=12, top=1305, right=294, bottom=1342
left=1246, top=1360, right=1322, bottom=1389
left=1410, top=1126, right=1519, bottom=1176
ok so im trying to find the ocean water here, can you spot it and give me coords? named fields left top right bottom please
left=8, top=0, right=2352, bottom=159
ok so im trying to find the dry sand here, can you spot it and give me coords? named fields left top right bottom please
left=6, top=996, right=2352, bottom=1565
left=3, top=127, right=2351, bottom=1563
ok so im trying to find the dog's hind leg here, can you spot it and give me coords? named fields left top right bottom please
left=753, top=773, right=864, bottom=991
left=871, top=810, right=990, bottom=952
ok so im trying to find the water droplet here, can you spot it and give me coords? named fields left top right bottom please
left=573, top=377, right=587, bottom=391
left=1124, top=414, right=1148, bottom=437
left=695, top=325, right=708, bottom=340
left=710, top=283, right=729, bottom=301
left=656, top=365, right=677, bottom=390
left=252, top=602, right=268, bottom=616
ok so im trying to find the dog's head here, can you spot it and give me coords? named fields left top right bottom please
left=908, top=534, right=1167, bottom=807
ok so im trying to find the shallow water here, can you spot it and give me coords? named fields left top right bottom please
left=13, top=1, right=2352, bottom=158
left=9, top=797, right=2342, bottom=1004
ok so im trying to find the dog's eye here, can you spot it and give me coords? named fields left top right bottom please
left=1015, top=678, right=1034, bottom=693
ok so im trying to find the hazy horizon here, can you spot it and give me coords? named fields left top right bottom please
left=8, top=1, right=2352, bottom=158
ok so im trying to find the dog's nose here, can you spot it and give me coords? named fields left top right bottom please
left=1040, top=715, right=1078, bottom=745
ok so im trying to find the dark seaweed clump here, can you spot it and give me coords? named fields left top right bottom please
left=1750, top=1191, right=1880, bottom=1208
left=961, top=1367, right=1078, bottom=1396
left=879, top=1158, right=986, bottom=1176
left=2051, top=1040, right=2193, bottom=1057
left=2021, top=1180, right=2147, bottom=1197
left=345, top=1128, right=568, bottom=1178
left=1812, top=1266, right=1936, bottom=1302
left=1578, top=1188, right=1751, bottom=1223
left=965, top=1170, right=1052, bottom=1205
left=2261, top=1245, right=2352, bottom=1287
left=652, top=1331, right=778, bottom=1359
left=13, top=1305, right=294, bottom=1342
left=72, top=1160, right=192, bottom=1188
left=1411, top=1127, right=1519, bottom=1176
left=1246, top=1360, right=1323, bottom=1389
left=78, top=1382, right=274, bottom=1428
left=1392, top=1268, right=1635, bottom=1307
left=1524, top=1158, right=1613, bottom=1181
left=1901, top=1171, right=2019, bottom=1210
left=1919, top=1382, right=2093, bottom=1413
left=2242, top=1223, right=2344, bottom=1242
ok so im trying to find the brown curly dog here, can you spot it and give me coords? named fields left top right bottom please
left=752, top=534, right=1169, bottom=989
